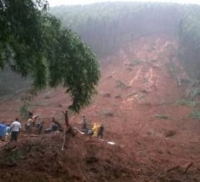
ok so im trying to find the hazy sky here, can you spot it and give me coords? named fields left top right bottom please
left=48, top=0, right=200, bottom=7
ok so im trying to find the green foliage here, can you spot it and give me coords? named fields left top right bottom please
left=116, top=80, right=127, bottom=89
left=154, top=114, right=169, bottom=119
left=135, top=92, right=145, bottom=100
left=191, top=88, right=200, bottom=98
left=129, top=59, right=141, bottom=67
left=186, top=80, right=200, bottom=99
left=7, top=150, right=26, bottom=163
left=190, top=110, right=200, bottom=119
left=19, top=102, right=30, bottom=119
left=166, top=61, right=178, bottom=77
left=176, top=99, right=199, bottom=107
left=0, top=0, right=100, bottom=112
left=179, top=9, right=200, bottom=79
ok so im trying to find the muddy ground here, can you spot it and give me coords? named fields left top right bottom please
left=0, top=35, right=200, bottom=182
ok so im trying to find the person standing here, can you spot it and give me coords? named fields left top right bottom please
left=28, top=111, right=33, bottom=118
left=0, top=122, right=6, bottom=141
left=81, top=116, right=88, bottom=133
left=10, top=118, right=21, bottom=142
left=92, top=123, right=98, bottom=137
left=5, top=124, right=11, bottom=141
left=97, top=124, right=104, bottom=139
left=36, top=117, right=43, bottom=135
left=25, top=117, right=32, bottom=133
left=37, top=121, right=43, bottom=134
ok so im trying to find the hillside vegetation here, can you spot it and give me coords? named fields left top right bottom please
left=2, top=2, right=200, bottom=97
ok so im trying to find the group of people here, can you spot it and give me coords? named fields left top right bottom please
left=0, top=114, right=60, bottom=143
left=81, top=116, right=104, bottom=139
left=0, top=113, right=105, bottom=143
left=0, top=118, right=21, bottom=142
left=25, top=112, right=63, bottom=135
left=25, top=112, right=43, bottom=134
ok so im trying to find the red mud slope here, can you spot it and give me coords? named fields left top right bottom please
left=1, top=34, right=200, bottom=182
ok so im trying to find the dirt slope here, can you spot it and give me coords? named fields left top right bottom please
left=1, top=34, right=200, bottom=181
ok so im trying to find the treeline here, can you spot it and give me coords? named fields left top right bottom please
left=179, top=9, right=200, bottom=79
left=50, top=2, right=185, bottom=57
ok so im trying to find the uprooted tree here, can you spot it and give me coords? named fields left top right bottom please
left=0, top=0, right=100, bottom=112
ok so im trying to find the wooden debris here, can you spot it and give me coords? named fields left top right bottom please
left=183, top=162, right=193, bottom=174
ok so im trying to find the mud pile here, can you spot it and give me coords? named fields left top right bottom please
left=0, top=133, right=136, bottom=182
left=1, top=131, right=199, bottom=182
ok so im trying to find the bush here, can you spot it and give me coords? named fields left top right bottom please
left=116, top=80, right=127, bottom=89
left=190, top=110, right=200, bottom=119
left=166, top=61, right=178, bottom=77
left=19, top=102, right=30, bottom=119
left=129, top=59, right=141, bottom=66
left=176, top=99, right=199, bottom=107
left=154, top=114, right=169, bottom=119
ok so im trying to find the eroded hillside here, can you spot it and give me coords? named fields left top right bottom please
left=1, top=35, right=200, bottom=182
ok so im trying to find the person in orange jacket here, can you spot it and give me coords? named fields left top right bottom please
left=92, top=123, right=98, bottom=137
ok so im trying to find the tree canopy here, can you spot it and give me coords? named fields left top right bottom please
left=0, top=0, right=100, bottom=112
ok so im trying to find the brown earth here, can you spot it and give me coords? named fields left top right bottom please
left=0, top=34, right=200, bottom=182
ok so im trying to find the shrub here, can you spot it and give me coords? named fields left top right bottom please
left=176, top=99, right=198, bottom=107
left=190, top=110, right=200, bottom=119
left=19, top=102, right=30, bottom=119
left=116, top=80, right=127, bottom=89
left=154, top=114, right=169, bottom=119
left=129, top=59, right=141, bottom=66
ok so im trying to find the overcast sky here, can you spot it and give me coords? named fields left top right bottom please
left=48, top=0, right=200, bottom=7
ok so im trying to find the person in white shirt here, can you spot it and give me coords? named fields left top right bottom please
left=10, top=118, right=21, bottom=142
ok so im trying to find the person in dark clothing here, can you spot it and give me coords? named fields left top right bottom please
left=81, top=116, right=88, bottom=133
left=52, top=117, right=63, bottom=132
left=52, top=122, right=58, bottom=131
left=45, top=118, right=59, bottom=134
left=36, top=121, right=43, bottom=134
left=28, top=111, right=33, bottom=118
left=97, top=124, right=104, bottom=139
